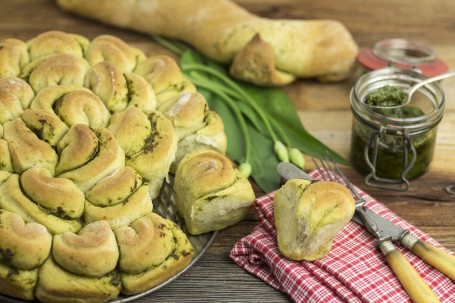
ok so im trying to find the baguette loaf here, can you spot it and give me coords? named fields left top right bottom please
left=274, top=179, right=355, bottom=261
left=56, top=0, right=358, bottom=86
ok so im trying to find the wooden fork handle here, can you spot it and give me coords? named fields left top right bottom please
left=379, top=240, right=440, bottom=303
left=402, top=234, right=455, bottom=281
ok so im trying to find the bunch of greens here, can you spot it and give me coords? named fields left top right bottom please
left=154, top=36, right=347, bottom=193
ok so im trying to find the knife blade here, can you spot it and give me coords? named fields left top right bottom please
left=277, top=161, right=455, bottom=282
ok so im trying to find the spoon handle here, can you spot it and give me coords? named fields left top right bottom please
left=408, top=70, right=455, bottom=96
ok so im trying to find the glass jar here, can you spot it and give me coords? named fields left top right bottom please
left=350, top=67, right=445, bottom=191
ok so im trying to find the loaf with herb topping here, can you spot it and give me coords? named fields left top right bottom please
left=175, top=150, right=255, bottom=235
left=274, top=179, right=355, bottom=261
left=0, top=30, right=228, bottom=302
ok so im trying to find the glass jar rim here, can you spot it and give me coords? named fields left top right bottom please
left=350, top=67, right=445, bottom=134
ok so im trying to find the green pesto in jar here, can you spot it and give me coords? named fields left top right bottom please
left=351, top=85, right=437, bottom=180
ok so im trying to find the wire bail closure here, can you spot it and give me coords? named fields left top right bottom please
left=364, top=127, right=417, bottom=191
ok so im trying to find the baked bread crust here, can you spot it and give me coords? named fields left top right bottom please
left=274, top=179, right=355, bottom=261
left=175, top=150, right=255, bottom=235
left=56, top=0, right=358, bottom=86
left=0, top=30, right=230, bottom=301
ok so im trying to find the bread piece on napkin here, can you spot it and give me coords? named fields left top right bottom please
left=274, top=179, right=355, bottom=261
left=56, top=0, right=358, bottom=86
left=175, top=150, right=255, bottom=235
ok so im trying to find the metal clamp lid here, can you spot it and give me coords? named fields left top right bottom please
left=364, top=128, right=417, bottom=191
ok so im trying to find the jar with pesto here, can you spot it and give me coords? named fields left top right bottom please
left=350, top=67, right=445, bottom=190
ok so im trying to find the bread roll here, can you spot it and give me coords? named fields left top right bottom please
left=117, top=215, right=194, bottom=295
left=84, top=185, right=153, bottom=230
left=175, top=150, right=255, bottom=235
left=20, top=54, right=90, bottom=92
left=0, top=38, right=29, bottom=78
left=133, top=55, right=196, bottom=105
left=0, top=209, right=52, bottom=270
left=56, top=125, right=125, bottom=192
left=20, top=167, right=85, bottom=219
left=274, top=179, right=355, bottom=261
left=160, top=92, right=227, bottom=171
left=0, top=262, right=38, bottom=301
left=85, top=166, right=143, bottom=207
left=108, top=107, right=177, bottom=198
left=85, top=34, right=146, bottom=73
left=115, top=213, right=176, bottom=274
left=30, top=85, right=111, bottom=129
left=0, top=174, right=83, bottom=234
left=3, top=118, right=58, bottom=174
left=174, top=111, right=227, bottom=170
left=26, top=30, right=89, bottom=61
left=21, top=108, right=69, bottom=147
left=56, top=0, right=358, bottom=86
left=85, top=61, right=156, bottom=113
left=35, top=257, right=121, bottom=303
left=52, top=221, right=119, bottom=277
left=0, top=77, right=34, bottom=124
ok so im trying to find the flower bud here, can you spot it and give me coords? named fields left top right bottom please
left=274, top=141, right=289, bottom=162
left=238, top=162, right=252, bottom=178
left=289, top=148, right=305, bottom=169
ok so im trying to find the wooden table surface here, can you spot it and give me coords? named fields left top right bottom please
left=1, top=1, right=454, bottom=302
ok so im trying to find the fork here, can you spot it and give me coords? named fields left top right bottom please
left=312, top=151, right=441, bottom=303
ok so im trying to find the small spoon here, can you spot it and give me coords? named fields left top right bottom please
left=404, top=69, right=455, bottom=105
left=370, top=70, right=455, bottom=109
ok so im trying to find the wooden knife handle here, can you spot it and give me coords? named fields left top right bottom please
left=402, top=233, right=455, bottom=281
left=379, top=240, right=440, bottom=303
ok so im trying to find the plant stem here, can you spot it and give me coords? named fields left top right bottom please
left=152, top=35, right=185, bottom=55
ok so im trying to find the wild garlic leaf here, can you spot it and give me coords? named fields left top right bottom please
left=158, top=38, right=348, bottom=192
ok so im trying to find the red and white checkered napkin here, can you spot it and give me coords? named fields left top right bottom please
left=230, top=170, right=455, bottom=303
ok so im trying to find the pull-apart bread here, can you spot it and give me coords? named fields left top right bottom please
left=274, top=179, right=355, bottom=261
left=175, top=150, right=255, bottom=235
left=56, top=0, right=358, bottom=86
left=0, top=30, right=230, bottom=302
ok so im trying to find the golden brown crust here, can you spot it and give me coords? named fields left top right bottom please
left=3, top=118, right=58, bottom=174
left=35, top=257, right=121, bottom=303
left=0, top=209, right=52, bottom=270
left=20, top=167, right=85, bottom=219
left=119, top=218, right=194, bottom=295
left=85, top=166, right=143, bottom=207
left=115, top=213, right=174, bottom=274
left=52, top=221, right=119, bottom=277
left=57, top=125, right=125, bottom=192
left=27, top=30, right=89, bottom=61
left=56, top=0, right=358, bottom=85
left=175, top=150, right=255, bottom=235
left=30, top=85, right=111, bottom=129
left=229, top=34, right=296, bottom=86
left=84, top=185, right=153, bottom=230
left=0, top=39, right=29, bottom=78
left=274, top=180, right=355, bottom=261
left=0, top=174, right=83, bottom=234
left=0, top=77, right=35, bottom=124
left=85, top=34, right=146, bottom=73
left=108, top=107, right=177, bottom=198
left=0, top=30, right=226, bottom=302
left=21, top=54, right=91, bottom=92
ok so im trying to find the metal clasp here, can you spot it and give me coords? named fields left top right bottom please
left=364, top=127, right=417, bottom=191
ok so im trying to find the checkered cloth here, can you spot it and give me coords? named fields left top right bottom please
left=230, top=170, right=455, bottom=303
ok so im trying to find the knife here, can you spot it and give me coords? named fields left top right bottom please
left=277, top=161, right=455, bottom=281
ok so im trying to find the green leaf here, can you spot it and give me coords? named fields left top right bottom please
left=155, top=36, right=349, bottom=193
